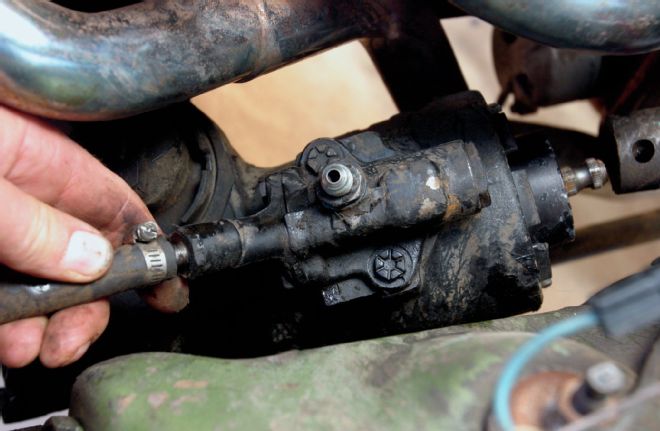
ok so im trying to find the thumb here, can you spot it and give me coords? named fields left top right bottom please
left=0, top=178, right=112, bottom=282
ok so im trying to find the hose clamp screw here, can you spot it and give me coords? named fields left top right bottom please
left=135, top=221, right=159, bottom=243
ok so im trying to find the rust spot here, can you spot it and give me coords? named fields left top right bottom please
left=148, top=391, right=169, bottom=409
left=171, top=394, right=204, bottom=411
left=115, top=393, right=137, bottom=415
left=443, top=194, right=462, bottom=220
left=510, top=371, right=582, bottom=428
left=174, top=379, right=209, bottom=389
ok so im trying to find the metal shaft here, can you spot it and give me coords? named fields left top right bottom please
left=550, top=208, right=660, bottom=264
left=560, top=158, right=608, bottom=197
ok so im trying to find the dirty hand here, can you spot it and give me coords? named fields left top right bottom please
left=0, top=106, right=188, bottom=368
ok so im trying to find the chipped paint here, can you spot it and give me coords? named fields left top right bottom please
left=71, top=315, right=635, bottom=430
left=174, top=380, right=209, bottom=389
left=148, top=392, right=169, bottom=409
left=115, top=393, right=136, bottom=415
left=425, top=176, right=440, bottom=190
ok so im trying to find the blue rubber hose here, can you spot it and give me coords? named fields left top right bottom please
left=492, top=311, right=599, bottom=431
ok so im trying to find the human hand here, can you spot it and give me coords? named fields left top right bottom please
left=0, top=106, right=188, bottom=368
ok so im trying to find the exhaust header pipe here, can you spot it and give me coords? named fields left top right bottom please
left=451, top=0, right=660, bottom=54
left=0, top=0, right=392, bottom=120
left=1, top=0, right=658, bottom=121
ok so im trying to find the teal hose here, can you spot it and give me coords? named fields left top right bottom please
left=492, top=311, right=599, bottom=430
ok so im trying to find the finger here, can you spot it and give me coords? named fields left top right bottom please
left=0, top=106, right=151, bottom=245
left=142, top=278, right=190, bottom=313
left=0, top=317, right=47, bottom=368
left=1, top=106, right=189, bottom=313
left=39, top=300, right=109, bottom=368
left=0, top=178, right=112, bottom=282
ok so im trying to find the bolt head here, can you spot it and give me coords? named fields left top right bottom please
left=373, top=249, right=407, bottom=282
left=135, top=221, right=159, bottom=243
left=586, top=361, right=626, bottom=396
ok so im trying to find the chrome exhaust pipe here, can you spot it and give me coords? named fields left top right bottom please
left=451, top=0, right=660, bottom=55
left=1, top=0, right=658, bottom=121
left=0, top=0, right=392, bottom=120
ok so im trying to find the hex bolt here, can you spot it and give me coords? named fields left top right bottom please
left=373, top=249, right=407, bottom=282
left=320, top=163, right=354, bottom=197
left=561, top=158, right=608, bottom=196
left=135, top=221, right=159, bottom=243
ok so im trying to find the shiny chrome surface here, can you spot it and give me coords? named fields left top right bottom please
left=451, top=0, right=660, bottom=54
left=0, top=0, right=392, bottom=120
left=2, top=0, right=658, bottom=121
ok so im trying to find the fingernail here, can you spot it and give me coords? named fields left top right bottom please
left=61, top=231, right=112, bottom=277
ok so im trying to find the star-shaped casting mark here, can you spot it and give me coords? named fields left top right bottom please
left=374, top=249, right=407, bottom=282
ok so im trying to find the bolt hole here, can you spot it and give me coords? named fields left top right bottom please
left=632, top=139, right=655, bottom=163
left=327, top=169, right=341, bottom=183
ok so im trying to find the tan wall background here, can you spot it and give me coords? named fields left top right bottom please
left=192, top=17, right=660, bottom=313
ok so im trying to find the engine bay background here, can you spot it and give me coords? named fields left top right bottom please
left=1, top=14, right=659, bottom=431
